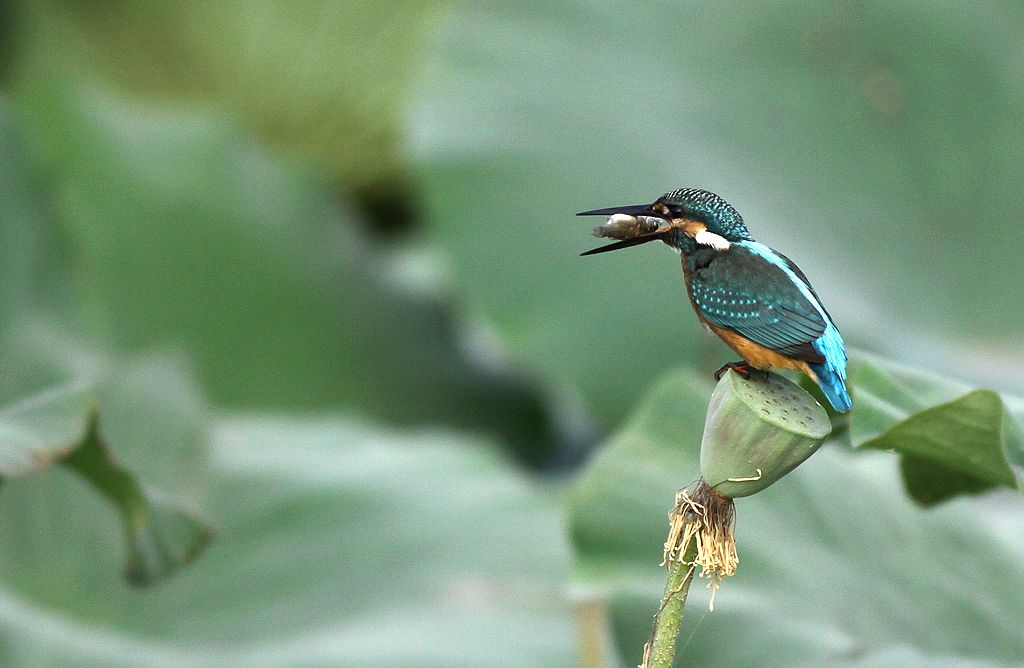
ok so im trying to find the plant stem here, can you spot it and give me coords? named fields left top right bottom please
left=577, top=596, right=612, bottom=668
left=643, top=526, right=699, bottom=668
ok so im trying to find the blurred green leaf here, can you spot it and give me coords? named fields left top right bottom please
left=898, top=454, right=997, bottom=507
left=63, top=416, right=213, bottom=586
left=0, top=99, right=70, bottom=324
left=417, top=158, right=704, bottom=425
left=849, top=356, right=1024, bottom=504
left=0, top=416, right=574, bottom=667
left=14, top=0, right=454, bottom=189
left=9, top=77, right=561, bottom=462
left=569, top=369, right=1024, bottom=667
left=412, top=1, right=1024, bottom=424
left=95, top=353, right=210, bottom=497
left=570, top=371, right=713, bottom=582
left=0, top=383, right=92, bottom=477
left=0, top=377, right=212, bottom=585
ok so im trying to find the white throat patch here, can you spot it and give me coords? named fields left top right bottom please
left=694, top=230, right=731, bottom=251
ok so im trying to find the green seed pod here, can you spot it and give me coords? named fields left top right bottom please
left=700, top=370, right=832, bottom=498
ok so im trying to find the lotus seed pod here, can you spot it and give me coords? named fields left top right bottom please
left=700, top=370, right=831, bottom=498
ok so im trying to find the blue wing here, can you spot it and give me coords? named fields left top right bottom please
left=688, top=241, right=851, bottom=412
left=688, top=243, right=827, bottom=362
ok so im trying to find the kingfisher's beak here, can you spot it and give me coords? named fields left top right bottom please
left=576, top=203, right=670, bottom=256
left=575, top=203, right=663, bottom=218
left=579, top=231, right=667, bottom=256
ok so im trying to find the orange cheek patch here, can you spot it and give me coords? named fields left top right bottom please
left=678, top=219, right=707, bottom=238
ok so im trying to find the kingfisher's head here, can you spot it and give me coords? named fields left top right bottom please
left=578, top=188, right=753, bottom=256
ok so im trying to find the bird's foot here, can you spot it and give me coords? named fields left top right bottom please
left=714, top=361, right=752, bottom=381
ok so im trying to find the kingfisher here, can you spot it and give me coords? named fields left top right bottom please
left=578, top=187, right=852, bottom=413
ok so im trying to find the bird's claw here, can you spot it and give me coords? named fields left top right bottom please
left=714, top=361, right=752, bottom=381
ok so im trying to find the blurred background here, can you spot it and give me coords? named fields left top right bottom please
left=0, top=1, right=1022, bottom=666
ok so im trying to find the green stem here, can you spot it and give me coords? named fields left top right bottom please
left=645, top=526, right=699, bottom=668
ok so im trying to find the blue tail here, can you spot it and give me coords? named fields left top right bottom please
left=809, top=360, right=852, bottom=413
left=810, top=323, right=852, bottom=413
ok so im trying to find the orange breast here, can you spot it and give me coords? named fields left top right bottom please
left=706, top=324, right=817, bottom=380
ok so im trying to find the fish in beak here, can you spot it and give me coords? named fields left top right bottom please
left=576, top=204, right=670, bottom=256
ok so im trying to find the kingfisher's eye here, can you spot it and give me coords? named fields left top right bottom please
left=652, top=203, right=671, bottom=216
